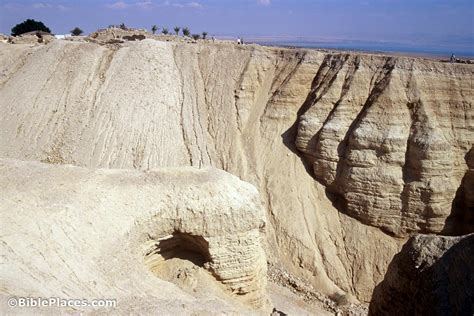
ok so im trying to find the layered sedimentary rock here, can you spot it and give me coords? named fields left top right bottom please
left=0, top=158, right=269, bottom=313
left=295, top=54, right=473, bottom=236
left=369, top=234, right=474, bottom=315
left=0, top=39, right=472, bottom=303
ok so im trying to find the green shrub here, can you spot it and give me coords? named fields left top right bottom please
left=70, top=27, right=83, bottom=36
left=11, top=19, right=51, bottom=36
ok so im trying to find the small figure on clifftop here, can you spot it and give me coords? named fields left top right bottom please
left=237, top=37, right=241, bottom=45
left=450, top=54, right=456, bottom=63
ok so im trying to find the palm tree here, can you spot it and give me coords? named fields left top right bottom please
left=151, top=25, right=158, bottom=34
left=162, top=27, right=169, bottom=35
left=201, top=32, right=208, bottom=40
left=174, top=26, right=180, bottom=36
left=182, top=27, right=190, bottom=37
left=192, top=34, right=200, bottom=41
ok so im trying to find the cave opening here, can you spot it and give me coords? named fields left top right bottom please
left=144, top=232, right=212, bottom=270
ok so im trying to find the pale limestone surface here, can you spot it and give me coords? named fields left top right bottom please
left=0, top=158, right=269, bottom=314
left=0, top=39, right=471, bottom=306
left=295, top=55, right=473, bottom=236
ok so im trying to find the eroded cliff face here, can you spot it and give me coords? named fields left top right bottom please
left=0, top=40, right=472, bottom=302
left=295, top=54, right=473, bottom=237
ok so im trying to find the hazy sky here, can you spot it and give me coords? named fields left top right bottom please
left=1, top=0, right=473, bottom=51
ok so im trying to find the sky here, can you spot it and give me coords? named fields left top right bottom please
left=1, top=0, right=473, bottom=54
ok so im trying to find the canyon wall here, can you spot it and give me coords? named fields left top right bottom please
left=0, top=39, right=472, bottom=302
left=295, top=54, right=473, bottom=237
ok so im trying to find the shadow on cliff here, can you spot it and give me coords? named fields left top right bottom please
left=281, top=124, right=316, bottom=180
left=281, top=54, right=353, bottom=206
left=281, top=55, right=397, bottom=230
left=281, top=119, right=349, bottom=216
left=442, top=147, right=474, bottom=236
left=369, top=234, right=474, bottom=316
left=280, top=54, right=354, bottom=220
left=280, top=54, right=336, bottom=180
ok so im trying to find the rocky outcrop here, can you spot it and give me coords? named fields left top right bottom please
left=8, top=31, right=55, bottom=44
left=88, top=27, right=148, bottom=44
left=87, top=27, right=195, bottom=45
left=295, top=54, right=473, bottom=237
left=0, top=158, right=270, bottom=313
left=369, top=234, right=474, bottom=315
left=0, top=39, right=471, bottom=303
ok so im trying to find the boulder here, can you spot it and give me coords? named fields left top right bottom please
left=369, top=234, right=474, bottom=315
